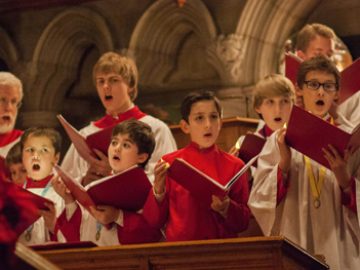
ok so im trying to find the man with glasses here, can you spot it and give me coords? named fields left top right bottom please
left=0, top=72, right=23, bottom=180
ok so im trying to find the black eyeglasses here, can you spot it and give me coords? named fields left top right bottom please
left=303, top=80, right=338, bottom=93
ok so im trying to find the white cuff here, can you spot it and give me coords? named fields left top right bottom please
left=114, top=209, right=124, bottom=227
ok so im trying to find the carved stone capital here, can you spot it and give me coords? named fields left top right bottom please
left=207, top=34, right=245, bottom=85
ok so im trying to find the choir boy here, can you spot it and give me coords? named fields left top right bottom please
left=18, top=127, right=65, bottom=245
left=143, top=91, right=250, bottom=241
left=54, top=119, right=162, bottom=246
left=248, top=56, right=360, bottom=270
left=61, top=52, right=176, bottom=185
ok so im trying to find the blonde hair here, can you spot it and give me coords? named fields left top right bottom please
left=253, top=74, right=295, bottom=109
left=92, top=52, right=139, bottom=101
left=0, top=72, right=23, bottom=100
left=296, top=23, right=336, bottom=52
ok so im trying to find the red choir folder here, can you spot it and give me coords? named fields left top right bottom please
left=168, top=156, right=257, bottom=207
left=338, top=58, right=360, bottom=103
left=285, top=105, right=360, bottom=169
left=285, top=54, right=360, bottom=103
left=54, top=164, right=151, bottom=212
left=57, top=115, right=114, bottom=162
left=20, top=187, right=54, bottom=211
left=237, top=134, right=266, bottom=164
left=285, top=53, right=302, bottom=86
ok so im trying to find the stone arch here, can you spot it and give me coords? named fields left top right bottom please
left=129, top=0, right=217, bottom=91
left=26, top=7, right=114, bottom=114
left=235, top=0, right=322, bottom=85
left=0, top=27, right=19, bottom=71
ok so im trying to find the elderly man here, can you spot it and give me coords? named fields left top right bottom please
left=0, top=72, right=23, bottom=179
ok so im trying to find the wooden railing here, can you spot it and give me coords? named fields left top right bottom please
left=33, top=237, right=328, bottom=270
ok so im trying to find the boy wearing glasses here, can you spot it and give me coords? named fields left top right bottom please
left=249, top=56, right=360, bottom=270
left=61, top=52, right=177, bottom=185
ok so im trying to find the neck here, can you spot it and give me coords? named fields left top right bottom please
left=107, top=103, right=134, bottom=117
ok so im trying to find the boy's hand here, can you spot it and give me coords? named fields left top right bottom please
left=211, top=195, right=230, bottom=218
left=82, top=149, right=112, bottom=186
left=323, top=144, right=351, bottom=192
left=40, top=202, right=57, bottom=233
left=91, top=205, right=120, bottom=225
left=52, top=175, right=74, bottom=204
left=277, top=127, right=291, bottom=173
left=153, top=159, right=169, bottom=196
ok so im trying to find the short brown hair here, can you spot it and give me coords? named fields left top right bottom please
left=112, top=119, right=155, bottom=168
left=20, top=127, right=62, bottom=155
left=180, top=91, right=222, bottom=123
left=297, top=55, right=340, bottom=90
left=93, top=52, right=138, bottom=101
left=5, top=142, right=22, bottom=166
left=296, top=23, right=336, bottom=52
left=253, top=74, right=295, bottom=111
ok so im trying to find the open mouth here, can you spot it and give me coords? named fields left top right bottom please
left=105, top=95, right=113, bottom=100
left=1, top=116, right=11, bottom=121
left=204, top=132, right=212, bottom=138
left=274, top=117, right=282, bottom=122
left=113, top=156, right=120, bottom=161
left=315, top=100, right=325, bottom=106
left=32, top=164, right=40, bottom=171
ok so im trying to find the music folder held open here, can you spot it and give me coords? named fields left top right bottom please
left=167, top=156, right=257, bottom=207
left=285, top=105, right=360, bottom=169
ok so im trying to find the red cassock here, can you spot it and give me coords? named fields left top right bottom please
left=143, top=142, right=250, bottom=241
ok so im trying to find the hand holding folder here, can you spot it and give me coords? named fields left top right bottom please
left=54, top=165, right=151, bottom=212
left=57, top=115, right=114, bottom=163
left=285, top=106, right=360, bottom=169
left=167, top=156, right=257, bottom=207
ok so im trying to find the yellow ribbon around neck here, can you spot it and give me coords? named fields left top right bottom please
left=304, top=156, right=326, bottom=208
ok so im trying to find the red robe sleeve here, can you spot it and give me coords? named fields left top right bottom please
left=56, top=206, right=82, bottom=242
left=142, top=187, right=169, bottom=230
left=117, top=211, right=162, bottom=244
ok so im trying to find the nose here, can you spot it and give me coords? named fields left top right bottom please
left=317, top=86, right=326, bottom=96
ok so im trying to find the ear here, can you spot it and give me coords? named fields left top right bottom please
left=137, top=153, right=149, bottom=164
left=296, top=50, right=306, bottom=61
left=180, top=119, right=190, bottom=134
left=54, top=153, right=60, bottom=165
left=254, top=106, right=262, bottom=114
left=333, top=90, right=339, bottom=103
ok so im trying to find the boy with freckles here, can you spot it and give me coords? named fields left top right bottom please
left=18, top=127, right=65, bottom=245
left=53, top=119, right=161, bottom=246
left=248, top=56, right=360, bottom=270
left=143, top=91, right=250, bottom=241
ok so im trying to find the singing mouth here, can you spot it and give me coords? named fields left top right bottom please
left=32, top=164, right=41, bottom=171
left=274, top=117, right=282, bottom=122
left=315, top=100, right=325, bottom=106
left=105, top=95, right=113, bottom=100
left=1, top=115, right=11, bottom=121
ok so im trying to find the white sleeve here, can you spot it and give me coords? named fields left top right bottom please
left=248, top=133, right=280, bottom=236
left=143, top=117, right=177, bottom=184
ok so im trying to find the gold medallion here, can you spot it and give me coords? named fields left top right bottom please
left=25, top=231, right=31, bottom=241
left=95, top=230, right=101, bottom=241
left=314, top=198, right=321, bottom=209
